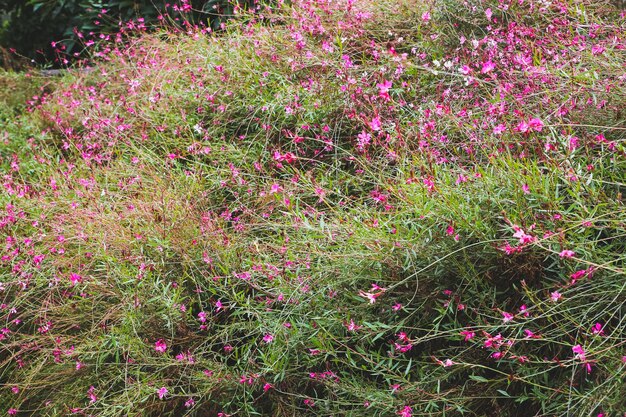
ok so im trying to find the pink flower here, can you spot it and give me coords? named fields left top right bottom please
left=572, top=345, right=593, bottom=373
left=572, top=344, right=586, bottom=360
left=356, top=131, right=371, bottom=151
left=591, top=44, right=605, bottom=55
left=524, top=329, right=540, bottom=339
left=421, top=12, right=430, bottom=22
left=346, top=319, right=362, bottom=332
left=591, top=323, right=605, bottom=336
left=87, top=386, right=97, bottom=403
left=528, top=118, right=544, bottom=132
left=485, top=8, right=493, bottom=20
left=198, top=311, right=207, bottom=323
left=369, top=116, right=382, bottom=131
left=263, top=383, right=273, bottom=392
left=550, top=291, right=562, bottom=302
left=493, top=124, right=507, bottom=135
left=460, top=330, right=475, bottom=341
left=516, top=120, right=530, bottom=133
left=8, top=409, right=18, bottom=416
left=377, top=80, right=392, bottom=100
left=154, top=339, right=167, bottom=354
left=436, top=358, right=455, bottom=367
left=502, top=312, right=514, bottom=323
left=69, top=273, right=82, bottom=286
left=459, top=65, right=471, bottom=75
left=157, top=386, right=168, bottom=400
left=512, top=226, right=535, bottom=245
left=185, top=397, right=196, bottom=408
left=359, top=288, right=385, bottom=304
left=570, top=267, right=593, bottom=284
left=398, top=405, right=413, bottom=417
left=559, top=250, right=575, bottom=259
left=262, top=333, right=274, bottom=343
left=481, top=61, right=496, bottom=74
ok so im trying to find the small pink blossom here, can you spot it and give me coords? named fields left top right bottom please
left=436, top=358, right=455, bottom=367
left=356, top=131, right=371, bottom=151
left=591, top=44, right=605, bottom=55
left=559, top=250, right=575, bottom=259
left=512, top=226, right=535, bottom=245
left=516, top=120, right=530, bottom=133
left=154, top=339, right=167, bottom=353
left=369, top=116, right=382, bottom=131
left=572, top=344, right=586, bottom=360
left=550, top=291, right=562, bottom=302
left=421, top=12, right=431, bottom=22
left=269, top=183, right=282, bottom=194
left=346, top=319, right=362, bottom=332
left=481, top=61, right=496, bottom=74
left=591, top=323, right=605, bottom=336
left=528, top=118, right=544, bottom=132
left=157, top=386, right=168, bottom=400
left=398, top=405, right=413, bottom=417
left=460, top=330, right=475, bottom=341
left=377, top=80, right=392, bottom=101
left=502, top=312, right=514, bottom=323
left=69, top=273, right=82, bottom=286
left=493, top=124, right=507, bottom=135
left=263, top=333, right=274, bottom=343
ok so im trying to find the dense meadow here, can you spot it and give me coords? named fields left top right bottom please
left=1, top=0, right=625, bottom=415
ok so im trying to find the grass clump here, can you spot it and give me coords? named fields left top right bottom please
left=1, top=0, right=625, bottom=416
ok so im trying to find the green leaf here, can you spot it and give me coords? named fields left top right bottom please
left=469, top=375, right=489, bottom=383
left=497, top=389, right=511, bottom=397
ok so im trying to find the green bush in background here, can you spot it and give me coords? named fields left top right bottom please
left=0, top=0, right=263, bottom=67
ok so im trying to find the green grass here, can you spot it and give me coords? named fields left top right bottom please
left=0, top=0, right=625, bottom=416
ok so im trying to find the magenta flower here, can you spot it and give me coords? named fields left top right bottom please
left=502, top=312, right=514, bottom=323
left=528, top=118, right=544, bottom=132
left=572, top=344, right=586, bottom=360
left=377, top=80, right=392, bottom=101
left=550, top=291, right=562, bottom=302
left=262, top=333, right=274, bottom=343
left=398, top=405, right=413, bottom=417
left=481, top=61, right=496, bottom=74
left=346, top=319, right=362, bottom=332
left=154, top=339, right=167, bottom=354
left=460, top=330, right=475, bottom=341
left=69, top=273, right=83, bottom=286
left=157, top=386, right=168, bottom=400
left=559, top=250, right=575, bottom=259
left=591, top=323, right=605, bottom=336
left=369, top=116, right=382, bottom=131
